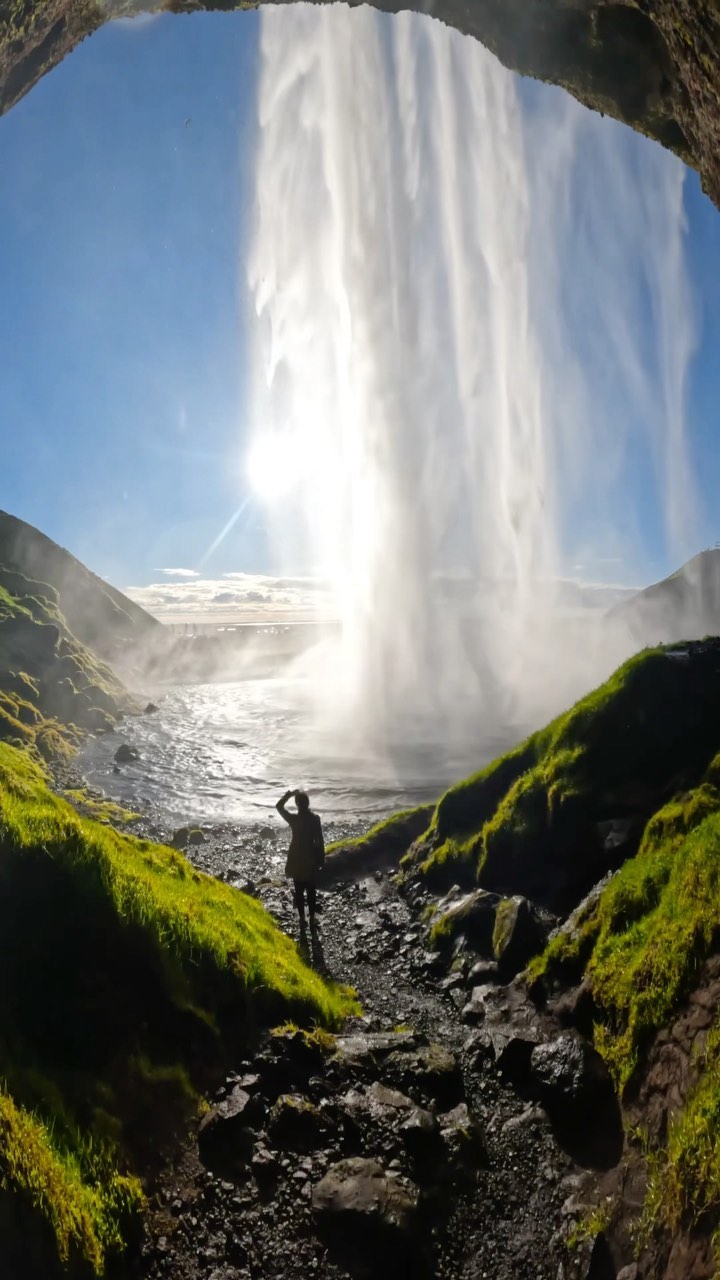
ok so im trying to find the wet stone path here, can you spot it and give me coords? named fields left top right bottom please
left=131, top=822, right=603, bottom=1280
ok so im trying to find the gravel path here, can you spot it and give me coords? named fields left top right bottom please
left=129, top=819, right=602, bottom=1280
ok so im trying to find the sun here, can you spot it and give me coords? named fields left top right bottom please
left=246, top=436, right=298, bottom=500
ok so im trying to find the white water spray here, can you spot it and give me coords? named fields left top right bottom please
left=247, top=4, right=695, bottom=750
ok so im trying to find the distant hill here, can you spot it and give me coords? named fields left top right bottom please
left=0, top=510, right=160, bottom=664
left=608, top=549, right=720, bottom=646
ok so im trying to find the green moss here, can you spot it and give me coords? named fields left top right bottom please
left=0, top=741, right=358, bottom=1273
left=492, top=897, right=517, bottom=959
left=0, top=1088, right=142, bottom=1275
left=63, top=788, right=141, bottom=826
left=532, top=769, right=720, bottom=1091
left=327, top=804, right=433, bottom=859
left=405, top=642, right=720, bottom=902
left=642, top=1019, right=720, bottom=1260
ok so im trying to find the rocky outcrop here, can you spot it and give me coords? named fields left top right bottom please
left=0, top=3, right=718, bottom=206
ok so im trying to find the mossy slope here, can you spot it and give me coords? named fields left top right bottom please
left=0, top=510, right=159, bottom=664
left=0, top=742, right=357, bottom=1276
left=0, top=563, right=136, bottom=760
left=404, top=641, right=720, bottom=911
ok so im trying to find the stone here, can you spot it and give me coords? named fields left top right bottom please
left=439, top=1102, right=486, bottom=1173
left=267, top=1093, right=331, bottom=1152
left=384, top=1042, right=463, bottom=1107
left=144, top=702, right=159, bottom=713
left=530, top=1034, right=614, bottom=1115
left=461, top=986, right=488, bottom=1025
left=529, top=1034, right=624, bottom=1167
left=492, top=895, right=547, bottom=979
left=311, top=1157, right=426, bottom=1277
left=198, top=1087, right=264, bottom=1170
left=430, top=887, right=500, bottom=955
left=114, top=743, right=139, bottom=764
left=188, top=827, right=206, bottom=845
left=338, top=1082, right=439, bottom=1161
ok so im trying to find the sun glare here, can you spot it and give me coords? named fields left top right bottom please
left=246, top=436, right=297, bottom=500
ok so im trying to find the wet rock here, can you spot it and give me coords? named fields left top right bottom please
left=188, top=827, right=207, bottom=846
left=551, top=980, right=599, bottom=1039
left=198, top=1087, right=264, bottom=1170
left=529, top=1035, right=623, bottom=1168
left=250, top=1144, right=279, bottom=1188
left=258, top=1028, right=333, bottom=1097
left=530, top=1035, right=613, bottom=1114
left=144, top=702, right=159, bottom=714
left=383, top=1042, right=463, bottom=1107
left=467, top=958, right=501, bottom=986
left=114, top=743, right=139, bottom=764
left=338, top=1082, right=439, bottom=1161
left=431, top=887, right=500, bottom=955
left=311, top=1157, right=425, bottom=1277
left=267, top=1093, right=331, bottom=1152
left=461, top=986, right=488, bottom=1025
left=439, top=1101, right=486, bottom=1173
left=492, top=895, right=547, bottom=979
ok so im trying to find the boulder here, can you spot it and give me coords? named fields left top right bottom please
left=114, top=743, right=139, bottom=764
left=311, top=1157, right=425, bottom=1277
left=197, top=1086, right=264, bottom=1169
left=430, top=887, right=500, bottom=955
left=384, top=1042, right=463, bottom=1108
left=144, top=702, right=159, bottom=714
left=267, top=1093, right=331, bottom=1152
left=492, top=896, right=547, bottom=979
left=529, top=1034, right=623, bottom=1167
left=338, top=1082, right=439, bottom=1162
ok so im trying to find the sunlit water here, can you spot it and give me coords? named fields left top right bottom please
left=79, top=677, right=516, bottom=829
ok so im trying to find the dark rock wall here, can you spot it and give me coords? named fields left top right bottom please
left=0, top=0, right=718, bottom=206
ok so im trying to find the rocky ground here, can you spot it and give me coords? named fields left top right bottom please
left=109, top=815, right=622, bottom=1280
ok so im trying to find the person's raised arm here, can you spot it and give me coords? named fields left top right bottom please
left=275, top=790, right=294, bottom=825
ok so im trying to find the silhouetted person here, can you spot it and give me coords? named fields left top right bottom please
left=275, top=789, right=325, bottom=929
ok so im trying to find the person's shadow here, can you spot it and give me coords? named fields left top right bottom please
left=298, top=922, right=330, bottom=976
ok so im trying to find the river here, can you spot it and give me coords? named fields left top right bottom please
left=79, top=676, right=517, bottom=831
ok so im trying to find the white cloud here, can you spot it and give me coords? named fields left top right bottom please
left=156, top=567, right=199, bottom=578
left=124, top=573, right=335, bottom=624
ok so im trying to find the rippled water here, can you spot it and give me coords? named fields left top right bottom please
left=79, top=678, right=516, bottom=829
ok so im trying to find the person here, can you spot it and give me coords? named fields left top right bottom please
left=275, top=789, right=325, bottom=928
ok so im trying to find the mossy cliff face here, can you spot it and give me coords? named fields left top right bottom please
left=0, top=1, right=718, bottom=207
left=340, top=639, right=720, bottom=1274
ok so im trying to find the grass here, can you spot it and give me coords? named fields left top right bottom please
left=0, top=741, right=358, bottom=1274
left=403, top=641, right=720, bottom=908
left=0, top=1090, right=142, bottom=1275
left=326, top=804, right=433, bottom=860
left=641, top=1018, right=720, bottom=1263
left=62, top=788, right=141, bottom=826
left=531, top=767, right=720, bottom=1092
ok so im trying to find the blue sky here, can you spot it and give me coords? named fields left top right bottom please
left=0, top=9, right=719, bottom=612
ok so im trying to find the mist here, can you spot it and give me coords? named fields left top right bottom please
left=245, top=3, right=697, bottom=752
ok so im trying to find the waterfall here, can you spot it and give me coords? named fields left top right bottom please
left=246, top=3, right=694, bottom=749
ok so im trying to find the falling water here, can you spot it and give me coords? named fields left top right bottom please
left=247, top=4, right=695, bottom=750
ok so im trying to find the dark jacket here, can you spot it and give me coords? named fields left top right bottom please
left=277, top=802, right=325, bottom=881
